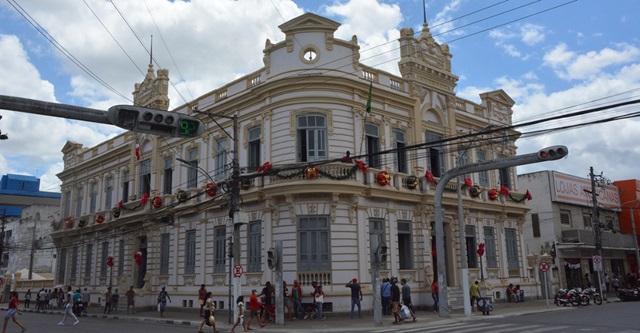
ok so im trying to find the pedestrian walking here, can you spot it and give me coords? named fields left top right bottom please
left=23, top=289, right=31, bottom=309
left=604, top=273, right=611, bottom=293
left=283, top=281, right=293, bottom=321
left=230, top=296, right=247, bottom=333
left=58, top=286, right=79, bottom=326
left=312, top=285, right=326, bottom=321
left=400, top=278, right=417, bottom=322
left=246, top=289, right=265, bottom=330
left=157, top=286, right=171, bottom=317
left=111, top=288, right=120, bottom=313
left=304, top=281, right=318, bottom=320
left=81, top=288, right=90, bottom=315
left=260, top=282, right=274, bottom=322
left=291, top=280, right=304, bottom=319
left=390, top=277, right=401, bottom=324
left=346, top=278, right=362, bottom=319
left=470, top=280, right=480, bottom=311
left=584, top=273, right=592, bottom=288
left=612, top=275, right=621, bottom=293
left=197, top=291, right=218, bottom=333
left=103, top=287, right=112, bottom=314
left=2, top=291, right=26, bottom=333
left=125, top=286, right=136, bottom=314
left=381, top=278, right=391, bottom=315
left=198, top=284, right=207, bottom=317
left=431, top=279, right=439, bottom=312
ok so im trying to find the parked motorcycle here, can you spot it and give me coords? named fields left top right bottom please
left=555, top=288, right=585, bottom=306
left=618, top=287, right=640, bottom=302
left=581, top=287, right=603, bottom=305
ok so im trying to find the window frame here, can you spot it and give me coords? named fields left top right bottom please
left=393, top=129, right=408, bottom=173
left=187, top=148, right=199, bottom=188
left=248, top=221, right=262, bottom=273
left=297, top=114, right=327, bottom=163
left=425, top=131, right=444, bottom=177
left=298, top=216, right=331, bottom=272
left=465, top=225, right=477, bottom=268
left=505, top=228, right=520, bottom=269
left=483, top=227, right=498, bottom=268
left=84, top=243, right=93, bottom=277
left=163, top=157, right=173, bottom=195
left=100, top=241, right=109, bottom=277
left=397, top=220, right=413, bottom=269
left=185, top=230, right=196, bottom=275
left=248, top=127, right=261, bottom=173
left=105, top=177, right=113, bottom=209
left=159, top=233, right=171, bottom=275
left=215, top=138, right=228, bottom=180
left=365, top=123, right=381, bottom=169
left=477, top=150, right=489, bottom=187
left=214, top=227, right=227, bottom=274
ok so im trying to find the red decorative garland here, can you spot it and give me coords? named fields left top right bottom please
left=500, top=185, right=510, bottom=196
left=133, top=252, right=143, bottom=265
left=425, top=170, right=435, bottom=184
left=65, top=217, right=74, bottom=229
left=257, top=162, right=272, bottom=174
left=152, top=196, right=163, bottom=209
left=355, top=160, right=367, bottom=173
left=95, top=215, right=104, bottom=224
left=464, top=178, right=473, bottom=188
left=139, top=193, right=149, bottom=206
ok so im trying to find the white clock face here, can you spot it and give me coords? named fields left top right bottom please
left=305, top=50, right=317, bottom=61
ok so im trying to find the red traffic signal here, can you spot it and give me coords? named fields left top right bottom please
left=536, top=145, right=568, bottom=161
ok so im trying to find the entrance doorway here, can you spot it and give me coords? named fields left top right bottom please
left=136, top=236, right=148, bottom=288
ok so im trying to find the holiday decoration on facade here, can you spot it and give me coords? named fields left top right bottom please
left=500, top=185, right=510, bottom=196
left=139, top=193, right=149, bottom=206
left=376, top=171, right=390, bottom=186
left=470, top=185, right=482, bottom=198
left=257, top=162, right=272, bottom=173
left=464, top=178, right=473, bottom=188
left=206, top=183, right=217, bottom=197
left=106, top=256, right=114, bottom=267
left=355, top=160, right=367, bottom=173
left=112, top=207, right=121, bottom=218
left=134, top=252, right=143, bottom=265
left=65, top=217, right=74, bottom=229
left=241, top=178, right=251, bottom=190
left=508, top=189, right=533, bottom=203
left=304, top=166, right=320, bottom=179
left=407, top=175, right=419, bottom=189
left=78, top=219, right=87, bottom=228
left=425, top=170, right=435, bottom=184
left=488, top=188, right=499, bottom=201
left=95, top=215, right=104, bottom=224
left=176, top=190, right=189, bottom=203
left=152, top=196, right=163, bottom=209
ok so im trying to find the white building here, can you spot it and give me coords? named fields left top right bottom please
left=52, top=13, right=534, bottom=313
left=518, top=170, right=635, bottom=294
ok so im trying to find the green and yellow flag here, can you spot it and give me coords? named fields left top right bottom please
left=365, top=81, right=372, bottom=114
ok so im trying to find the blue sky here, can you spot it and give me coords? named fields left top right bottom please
left=1, top=0, right=639, bottom=192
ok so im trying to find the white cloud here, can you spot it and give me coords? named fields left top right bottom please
left=0, top=35, right=56, bottom=101
left=488, top=23, right=544, bottom=59
left=520, top=23, right=545, bottom=46
left=544, top=43, right=640, bottom=80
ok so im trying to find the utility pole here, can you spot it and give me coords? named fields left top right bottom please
left=0, top=209, right=6, bottom=273
left=589, top=166, right=607, bottom=299
left=227, top=235, right=233, bottom=324
left=28, top=217, right=37, bottom=280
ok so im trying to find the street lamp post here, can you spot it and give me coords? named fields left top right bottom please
left=434, top=146, right=568, bottom=317
left=456, top=125, right=495, bottom=318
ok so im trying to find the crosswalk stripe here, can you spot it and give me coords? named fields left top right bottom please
left=521, top=326, right=572, bottom=333
left=424, top=323, right=513, bottom=333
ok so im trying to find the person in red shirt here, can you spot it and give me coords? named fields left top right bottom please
left=431, top=279, right=439, bottom=313
left=198, top=284, right=207, bottom=317
left=2, top=291, right=26, bottom=333
left=246, top=289, right=265, bottom=330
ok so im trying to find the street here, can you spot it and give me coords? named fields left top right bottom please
left=11, top=301, right=640, bottom=333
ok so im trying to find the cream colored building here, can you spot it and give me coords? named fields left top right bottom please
left=52, top=13, right=533, bottom=312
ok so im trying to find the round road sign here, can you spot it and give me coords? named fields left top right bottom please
left=233, top=264, right=244, bottom=278
left=539, top=261, right=550, bottom=272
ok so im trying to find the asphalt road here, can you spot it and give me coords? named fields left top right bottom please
left=9, top=301, right=640, bottom=333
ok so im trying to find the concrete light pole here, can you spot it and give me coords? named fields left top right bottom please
left=434, top=146, right=568, bottom=317
left=456, top=124, right=495, bottom=318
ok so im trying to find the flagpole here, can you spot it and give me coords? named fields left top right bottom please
left=359, top=81, right=373, bottom=157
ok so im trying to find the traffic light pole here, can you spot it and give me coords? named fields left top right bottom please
left=275, top=240, right=283, bottom=325
left=434, top=146, right=568, bottom=317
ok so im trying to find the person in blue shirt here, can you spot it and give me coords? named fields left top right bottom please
left=380, top=278, right=391, bottom=315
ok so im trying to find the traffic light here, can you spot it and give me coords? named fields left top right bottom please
left=107, top=105, right=204, bottom=138
left=267, top=247, right=278, bottom=270
left=228, top=239, right=234, bottom=258
left=376, top=242, right=388, bottom=265
left=536, top=145, right=568, bottom=161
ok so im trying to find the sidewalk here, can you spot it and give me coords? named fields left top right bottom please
left=6, top=298, right=581, bottom=332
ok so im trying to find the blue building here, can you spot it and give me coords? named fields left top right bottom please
left=0, top=174, right=61, bottom=218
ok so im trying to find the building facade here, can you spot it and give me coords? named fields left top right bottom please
left=52, top=13, right=534, bottom=312
left=519, top=170, right=637, bottom=294
left=0, top=174, right=61, bottom=275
